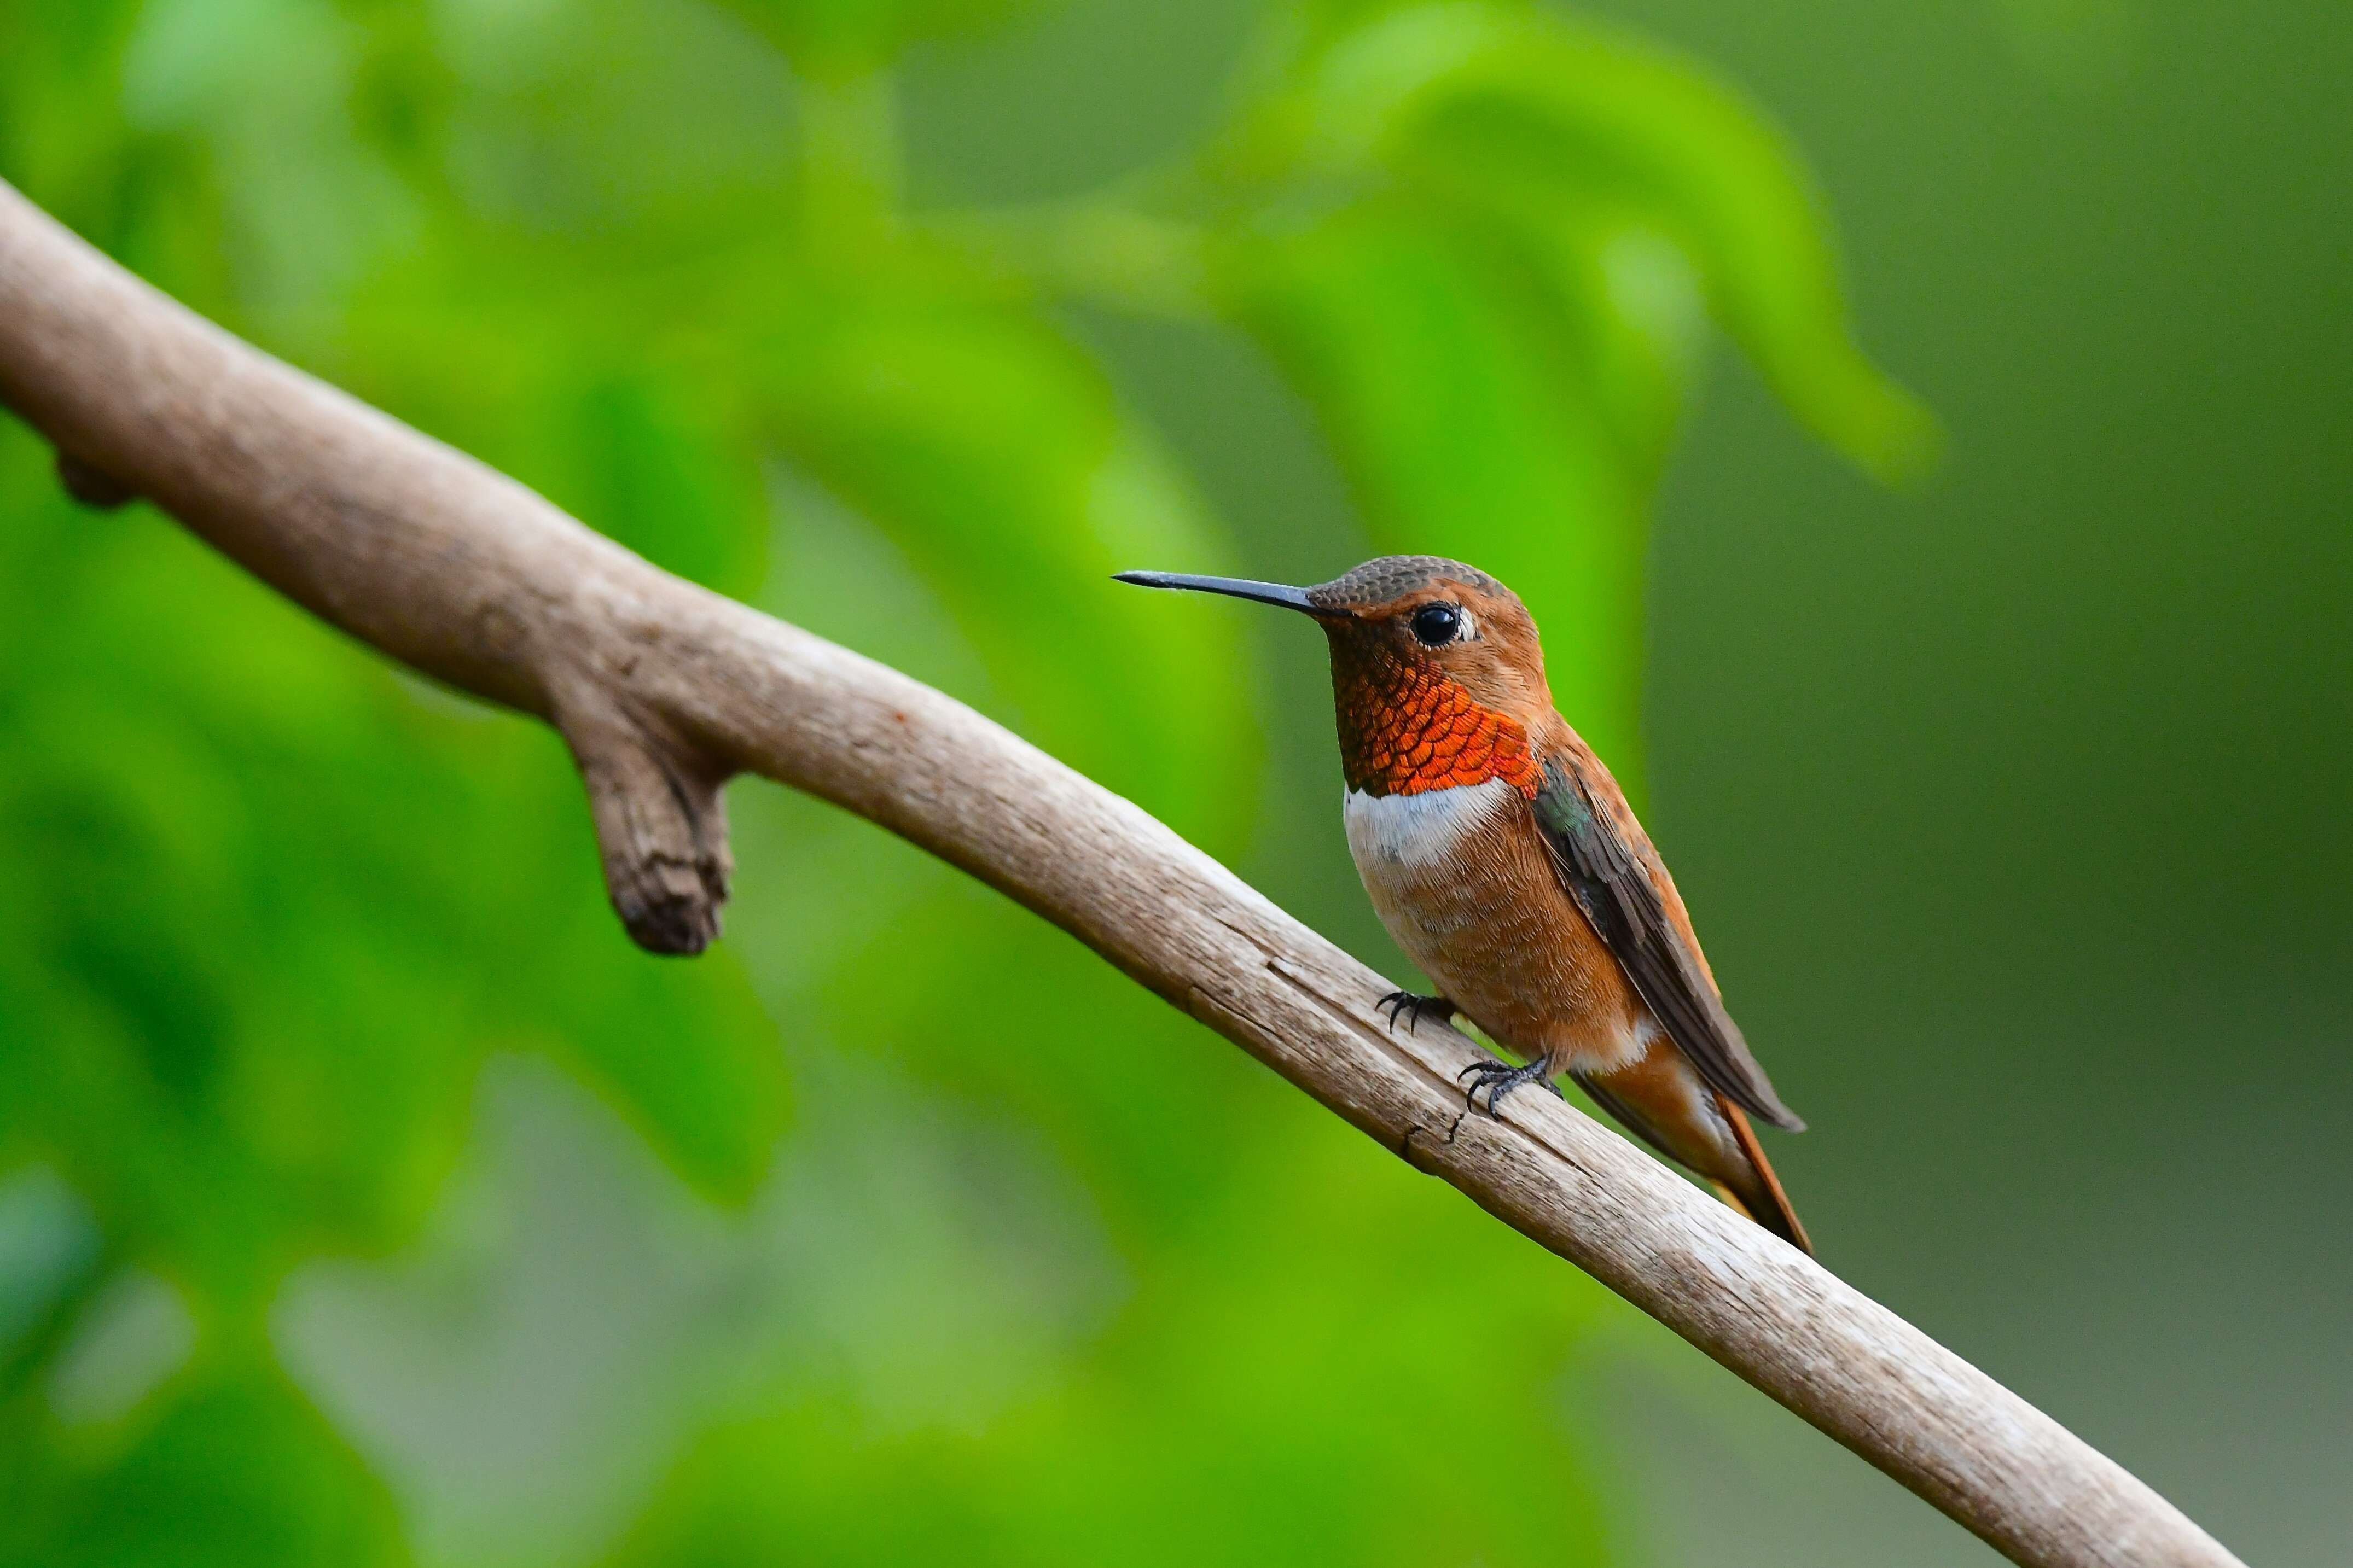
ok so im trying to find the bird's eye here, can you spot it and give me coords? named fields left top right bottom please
left=1409, top=603, right=1463, bottom=646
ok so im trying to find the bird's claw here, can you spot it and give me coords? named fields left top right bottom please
left=1456, top=1055, right=1562, bottom=1115
left=1377, top=990, right=1453, bottom=1034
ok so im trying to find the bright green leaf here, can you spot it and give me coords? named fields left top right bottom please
left=544, top=916, right=795, bottom=1209
left=1231, top=1, right=1937, bottom=481
left=0, top=1360, right=406, bottom=1568
left=712, top=0, right=1047, bottom=77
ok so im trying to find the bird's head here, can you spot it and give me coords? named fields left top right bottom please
left=1116, top=556, right=1552, bottom=796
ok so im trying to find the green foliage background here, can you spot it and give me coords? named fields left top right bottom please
left=3, top=2, right=2349, bottom=1565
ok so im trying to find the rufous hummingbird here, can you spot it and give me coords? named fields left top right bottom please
left=1118, top=556, right=1810, bottom=1252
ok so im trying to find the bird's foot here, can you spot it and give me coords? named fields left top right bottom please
left=1376, top=990, right=1455, bottom=1033
left=1456, top=1054, right=1562, bottom=1115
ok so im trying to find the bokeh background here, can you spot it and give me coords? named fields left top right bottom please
left=3, top=1, right=2348, bottom=1565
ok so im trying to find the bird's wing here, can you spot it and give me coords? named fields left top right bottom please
left=1531, top=755, right=1804, bottom=1131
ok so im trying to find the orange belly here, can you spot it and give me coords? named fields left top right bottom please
left=1343, top=780, right=1648, bottom=1071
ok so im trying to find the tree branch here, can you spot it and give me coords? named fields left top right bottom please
left=0, top=179, right=2240, bottom=1568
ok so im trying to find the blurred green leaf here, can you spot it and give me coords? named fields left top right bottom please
left=548, top=916, right=795, bottom=1208
left=1223, top=0, right=1937, bottom=481
left=559, top=374, right=771, bottom=596
left=0, top=1174, right=108, bottom=1401
left=712, top=0, right=1046, bottom=77
left=0, top=1360, right=406, bottom=1568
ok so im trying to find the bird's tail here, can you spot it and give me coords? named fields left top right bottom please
left=1716, top=1098, right=1812, bottom=1256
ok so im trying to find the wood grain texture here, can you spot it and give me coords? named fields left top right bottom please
left=0, top=179, right=2242, bottom=1568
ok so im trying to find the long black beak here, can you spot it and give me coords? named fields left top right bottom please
left=1113, top=571, right=1332, bottom=616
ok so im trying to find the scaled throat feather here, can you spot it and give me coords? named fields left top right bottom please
left=1329, top=645, right=1543, bottom=798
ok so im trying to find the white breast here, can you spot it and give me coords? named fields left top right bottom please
left=1343, top=779, right=1518, bottom=872
left=1343, top=779, right=1518, bottom=1009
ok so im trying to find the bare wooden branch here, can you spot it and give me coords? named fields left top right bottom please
left=0, top=179, right=2242, bottom=1568
left=549, top=672, right=735, bottom=953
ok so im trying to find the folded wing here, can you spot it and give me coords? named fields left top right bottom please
left=1531, top=756, right=1804, bottom=1131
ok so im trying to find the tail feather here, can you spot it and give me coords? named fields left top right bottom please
left=1575, top=1062, right=1815, bottom=1256
left=1718, top=1098, right=1812, bottom=1256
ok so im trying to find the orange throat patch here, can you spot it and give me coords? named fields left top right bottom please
left=1332, top=655, right=1542, bottom=798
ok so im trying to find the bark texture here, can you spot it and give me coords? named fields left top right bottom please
left=0, top=179, right=2242, bottom=1568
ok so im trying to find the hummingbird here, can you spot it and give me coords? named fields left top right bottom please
left=1117, top=556, right=1810, bottom=1252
